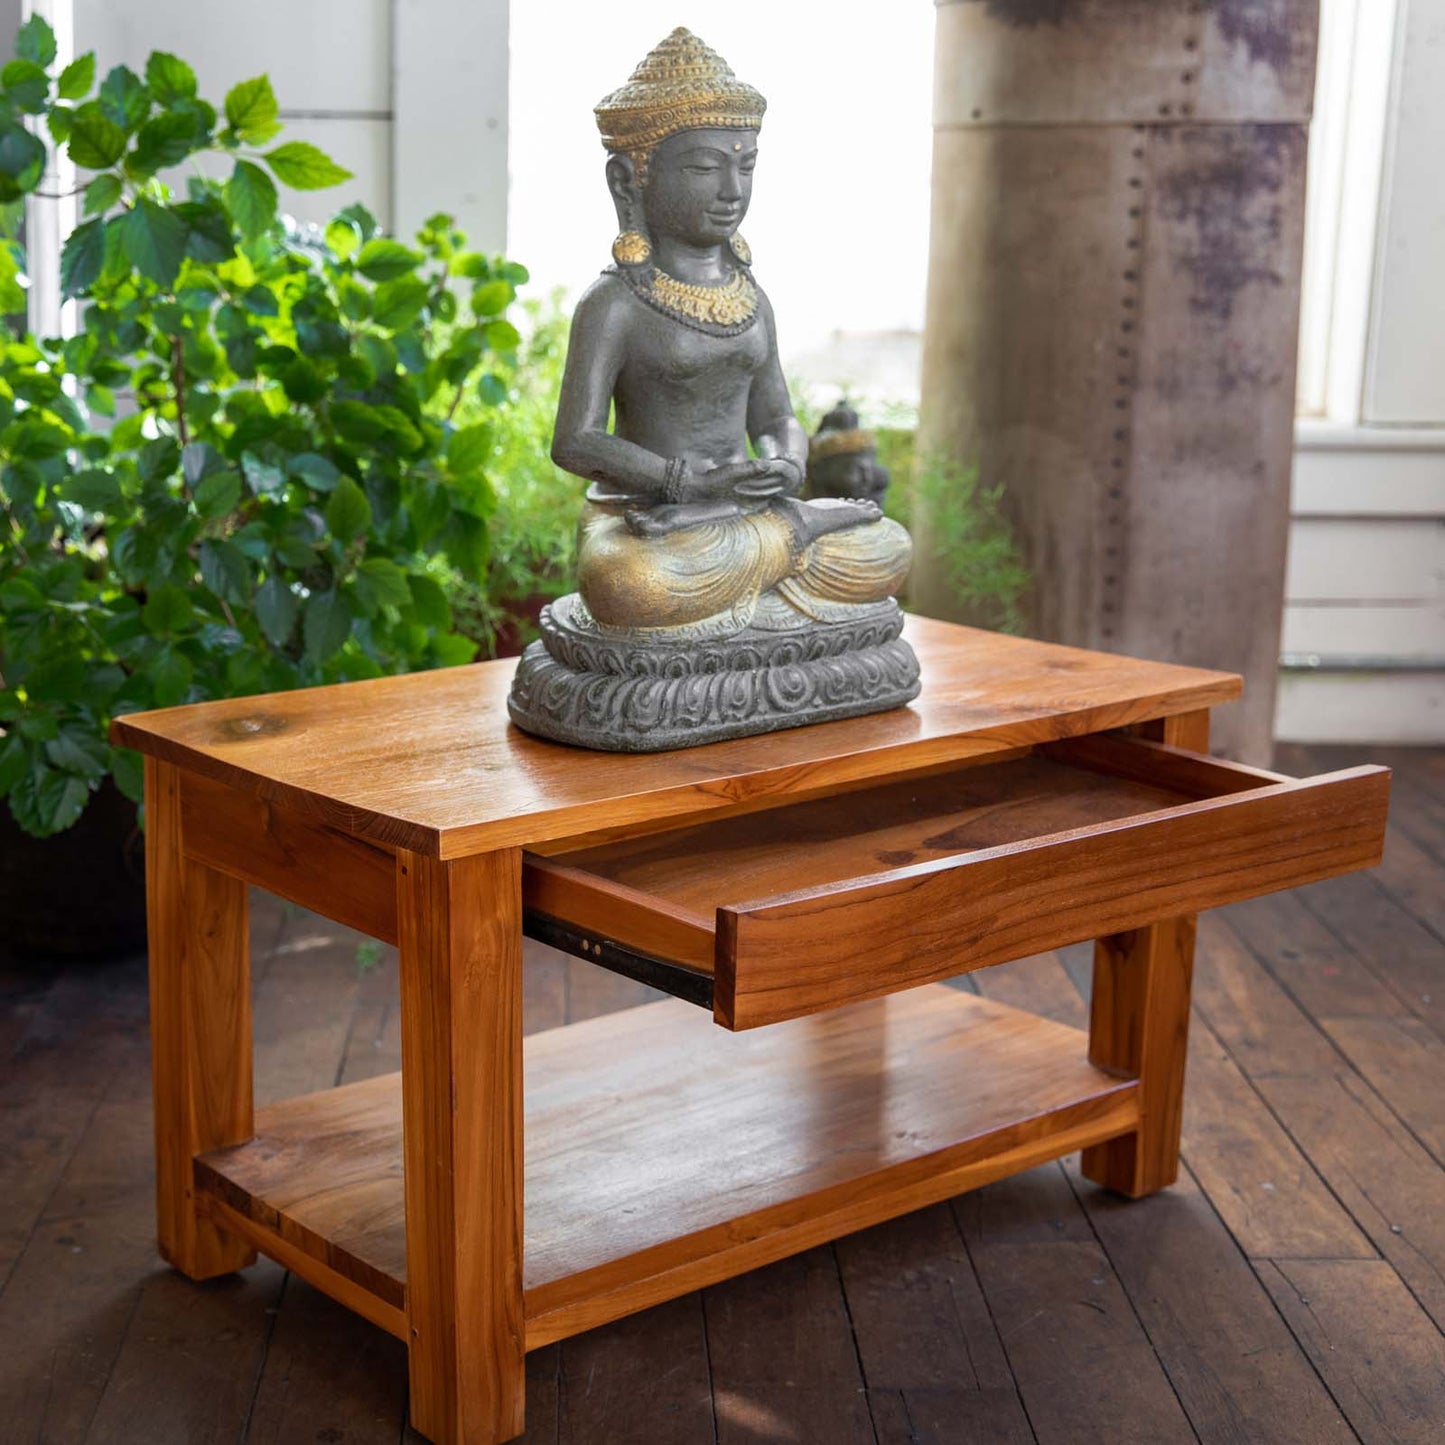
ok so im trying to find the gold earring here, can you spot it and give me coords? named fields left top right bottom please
left=612, top=230, right=651, bottom=266
left=729, top=233, right=752, bottom=265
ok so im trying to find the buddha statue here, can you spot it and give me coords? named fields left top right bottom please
left=508, top=29, right=920, bottom=750
left=807, top=401, right=892, bottom=507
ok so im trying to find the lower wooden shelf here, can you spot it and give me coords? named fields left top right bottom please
left=195, top=983, right=1138, bottom=1349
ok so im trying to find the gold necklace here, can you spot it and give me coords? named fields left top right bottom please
left=640, top=266, right=758, bottom=331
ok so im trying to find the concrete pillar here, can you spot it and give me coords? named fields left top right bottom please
left=917, top=0, right=1319, bottom=763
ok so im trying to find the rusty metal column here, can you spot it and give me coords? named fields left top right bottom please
left=916, top=1, right=1318, bottom=763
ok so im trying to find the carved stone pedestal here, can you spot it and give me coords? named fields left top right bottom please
left=507, top=592, right=920, bottom=751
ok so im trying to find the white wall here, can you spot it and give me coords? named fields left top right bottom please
left=71, top=0, right=507, bottom=249
left=1281, top=0, right=1445, bottom=744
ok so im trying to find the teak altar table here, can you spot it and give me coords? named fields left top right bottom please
left=111, top=617, right=1390, bottom=1445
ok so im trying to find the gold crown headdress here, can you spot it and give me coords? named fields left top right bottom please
left=810, top=401, right=876, bottom=462
left=595, top=28, right=766, bottom=165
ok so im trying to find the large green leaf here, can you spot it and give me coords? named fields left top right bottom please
left=485, top=319, right=521, bottom=352
left=445, top=510, right=489, bottom=579
left=0, top=126, right=45, bottom=192
left=356, top=238, right=422, bottom=282
left=68, top=102, right=127, bottom=168
left=0, top=733, right=29, bottom=795
left=447, top=422, right=493, bottom=475
left=371, top=275, right=429, bottom=332
left=59, top=216, right=105, bottom=297
left=199, top=538, right=250, bottom=601
left=82, top=172, right=121, bottom=216
left=58, top=465, right=121, bottom=509
left=332, top=400, right=422, bottom=454
left=57, top=52, right=96, bottom=102
left=357, top=557, right=411, bottom=608
left=175, top=198, right=233, bottom=262
left=121, top=197, right=188, bottom=286
left=137, top=436, right=180, bottom=482
left=144, top=51, right=196, bottom=104
left=15, top=15, right=57, bottom=68
left=11, top=766, right=91, bottom=838
left=288, top=452, right=340, bottom=492
left=2, top=60, right=50, bottom=113
left=182, top=440, right=226, bottom=484
left=111, top=747, right=144, bottom=803
left=303, top=589, right=351, bottom=663
left=223, top=74, right=280, bottom=144
left=45, top=727, right=109, bottom=781
left=325, top=216, right=359, bottom=260
left=223, top=158, right=277, bottom=241
left=255, top=574, right=298, bottom=647
left=151, top=646, right=193, bottom=706
left=325, top=475, right=372, bottom=541
left=335, top=202, right=378, bottom=241
left=142, top=583, right=194, bottom=637
left=6, top=416, right=72, bottom=458
left=263, top=141, right=351, bottom=190
left=406, top=574, right=452, bottom=629
left=46, top=106, right=73, bottom=146
left=240, top=450, right=285, bottom=496
left=431, top=633, right=478, bottom=667
left=130, top=111, right=198, bottom=175
left=193, top=468, right=241, bottom=519
left=472, top=279, right=514, bottom=316
left=98, top=64, right=149, bottom=131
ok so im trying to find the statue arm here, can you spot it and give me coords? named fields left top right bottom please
left=551, top=280, right=672, bottom=500
left=745, top=291, right=807, bottom=497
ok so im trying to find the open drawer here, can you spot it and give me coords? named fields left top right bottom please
left=523, top=735, right=1390, bottom=1030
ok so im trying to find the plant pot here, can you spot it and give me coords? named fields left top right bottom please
left=0, top=778, right=147, bottom=962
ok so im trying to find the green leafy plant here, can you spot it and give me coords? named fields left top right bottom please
left=904, top=450, right=1030, bottom=634
left=448, top=292, right=580, bottom=655
left=0, top=18, right=529, bottom=836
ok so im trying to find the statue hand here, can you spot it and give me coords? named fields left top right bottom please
left=732, top=465, right=792, bottom=500
left=700, top=459, right=768, bottom=495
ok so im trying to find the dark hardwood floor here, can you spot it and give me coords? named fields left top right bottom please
left=2, top=744, right=1442, bottom=1444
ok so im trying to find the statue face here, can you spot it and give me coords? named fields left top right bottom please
left=641, top=128, right=758, bottom=248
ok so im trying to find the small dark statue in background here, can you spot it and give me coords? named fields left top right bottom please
left=807, top=401, right=891, bottom=507
left=508, top=29, right=918, bottom=751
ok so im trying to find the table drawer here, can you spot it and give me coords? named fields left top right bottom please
left=524, top=736, right=1389, bottom=1030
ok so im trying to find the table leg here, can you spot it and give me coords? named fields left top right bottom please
left=1080, top=709, right=1208, bottom=1198
left=145, top=758, right=255, bottom=1278
left=398, top=849, right=525, bottom=1445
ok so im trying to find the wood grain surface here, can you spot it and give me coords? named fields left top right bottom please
left=109, top=617, right=1239, bottom=859
left=1081, top=918, right=1198, bottom=1196
left=144, top=757, right=255, bottom=1279
left=181, top=768, right=400, bottom=944
left=195, top=986, right=1137, bottom=1351
left=716, top=763, right=1389, bottom=1029
left=530, top=739, right=1388, bottom=1029
left=396, top=849, right=525, bottom=1444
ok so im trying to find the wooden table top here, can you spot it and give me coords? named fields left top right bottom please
left=110, top=616, right=1240, bottom=858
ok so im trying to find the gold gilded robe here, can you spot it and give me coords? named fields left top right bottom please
left=576, top=499, right=912, bottom=631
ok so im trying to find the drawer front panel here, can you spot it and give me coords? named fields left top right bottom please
left=715, top=766, right=1389, bottom=1029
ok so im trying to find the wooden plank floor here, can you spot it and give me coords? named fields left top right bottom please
left=1, top=743, right=1441, bottom=1444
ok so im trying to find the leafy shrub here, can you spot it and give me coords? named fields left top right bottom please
left=448, top=293, right=580, bottom=655
left=0, top=17, right=528, bottom=836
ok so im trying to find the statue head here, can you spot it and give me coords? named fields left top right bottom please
left=596, top=29, right=765, bottom=265
left=807, top=401, right=891, bottom=505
